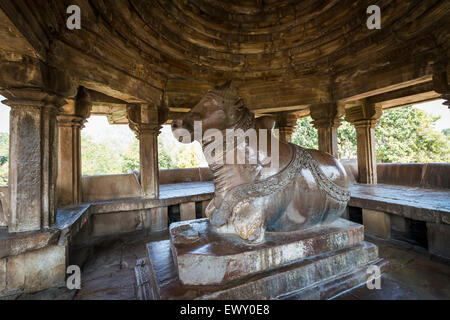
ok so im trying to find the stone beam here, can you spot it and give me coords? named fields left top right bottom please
left=0, top=3, right=48, bottom=59
left=0, top=8, right=38, bottom=58
left=365, top=82, right=440, bottom=110
left=48, top=40, right=163, bottom=105
left=334, top=61, right=437, bottom=103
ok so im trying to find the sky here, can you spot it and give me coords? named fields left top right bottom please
left=0, top=96, right=449, bottom=134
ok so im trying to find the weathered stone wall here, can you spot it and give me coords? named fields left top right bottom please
left=81, top=173, right=142, bottom=202
left=80, top=168, right=214, bottom=203
left=159, top=167, right=213, bottom=184
left=0, top=244, right=66, bottom=297
left=377, top=163, right=450, bottom=189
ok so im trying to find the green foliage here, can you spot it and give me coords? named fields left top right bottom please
left=158, top=140, right=175, bottom=169
left=337, top=121, right=357, bottom=160
left=120, top=139, right=140, bottom=173
left=81, top=135, right=123, bottom=175
left=80, top=128, right=205, bottom=175
left=0, top=133, right=8, bottom=185
left=375, top=107, right=450, bottom=163
left=291, top=107, right=450, bottom=163
left=291, top=117, right=318, bottom=149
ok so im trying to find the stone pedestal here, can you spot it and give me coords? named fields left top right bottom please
left=135, top=218, right=389, bottom=300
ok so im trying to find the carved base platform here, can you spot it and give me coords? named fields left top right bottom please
left=134, top=218, right=389, bottom=300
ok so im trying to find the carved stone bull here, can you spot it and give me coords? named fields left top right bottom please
left=172, top=81, right=350, bottom=244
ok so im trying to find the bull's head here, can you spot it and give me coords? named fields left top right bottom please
left=171, top=81, right=247, bottom=144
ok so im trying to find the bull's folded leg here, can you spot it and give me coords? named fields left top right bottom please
left=232, top=201, right=265, bottom=244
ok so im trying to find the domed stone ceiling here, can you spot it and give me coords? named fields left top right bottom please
left=0, top=0, right=448, bottom=113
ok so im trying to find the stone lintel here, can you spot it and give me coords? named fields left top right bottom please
left=169, top=218, right=364, bottom=285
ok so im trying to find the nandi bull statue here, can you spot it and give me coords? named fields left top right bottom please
left=172, top=81, right=350, bottom=244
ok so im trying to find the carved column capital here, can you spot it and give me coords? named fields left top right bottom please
left=310, top=103, right=343, bottom=157
left=56, top=114, right=86, bottom=128
left=345, top=102, right=382, bottom=125
left=57, top=86, right=92, bottom=128
left=310, top=103, right=343, bottom=129
left=126, top=103, right=161, bottom=139
left=276, top=112, right=298, bottom=143
left=1, top=88, right=67, bottom=111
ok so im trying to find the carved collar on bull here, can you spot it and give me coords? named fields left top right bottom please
left=173, top=81, right=351, bottom=244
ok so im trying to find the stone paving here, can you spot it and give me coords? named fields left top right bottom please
left=13, top=231, right=450, bottom=300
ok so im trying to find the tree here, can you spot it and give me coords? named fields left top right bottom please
left=291, top=106, right=450, bottom=163
left=375, top=107, right=450, bottom=163
left=337, top=121, right=357, bottom=160
left=158, top=140, right=175, bottom=169
left=120, top=139, right=139, bottom=173
left=0, top=133, right=8, bottom=185
left=81, top=135, right=123, bottom=175
left=291, top=117, right=318, bottom=149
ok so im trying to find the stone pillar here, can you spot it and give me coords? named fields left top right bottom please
left=150, top=207, right=168, bottom=232
left=3, top=91, right=66, bottom=232
left=310, top=103, right=342, bottom=157
left=345, top=102, right=382, bottom=184
left=127, top=104, right=161, bottom=199
left=276, top=112, right=297, bottom=143
left=56, top=87, right=91, bottom=206
left=362, top=209, right=391, bottom=239
left=180, top=202, right=196, bottom=221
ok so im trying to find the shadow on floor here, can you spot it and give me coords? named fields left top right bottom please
left=15, top=232, right=450, bottom=300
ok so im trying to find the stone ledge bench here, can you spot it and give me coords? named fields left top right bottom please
left=1, top=179, right=214, bottom=298
left=343, top=162, right=450, bottom=260
left=0, top=204, right=90, bottom=297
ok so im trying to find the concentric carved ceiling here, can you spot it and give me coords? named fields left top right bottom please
left=0, top=0, right=449, bottom=111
